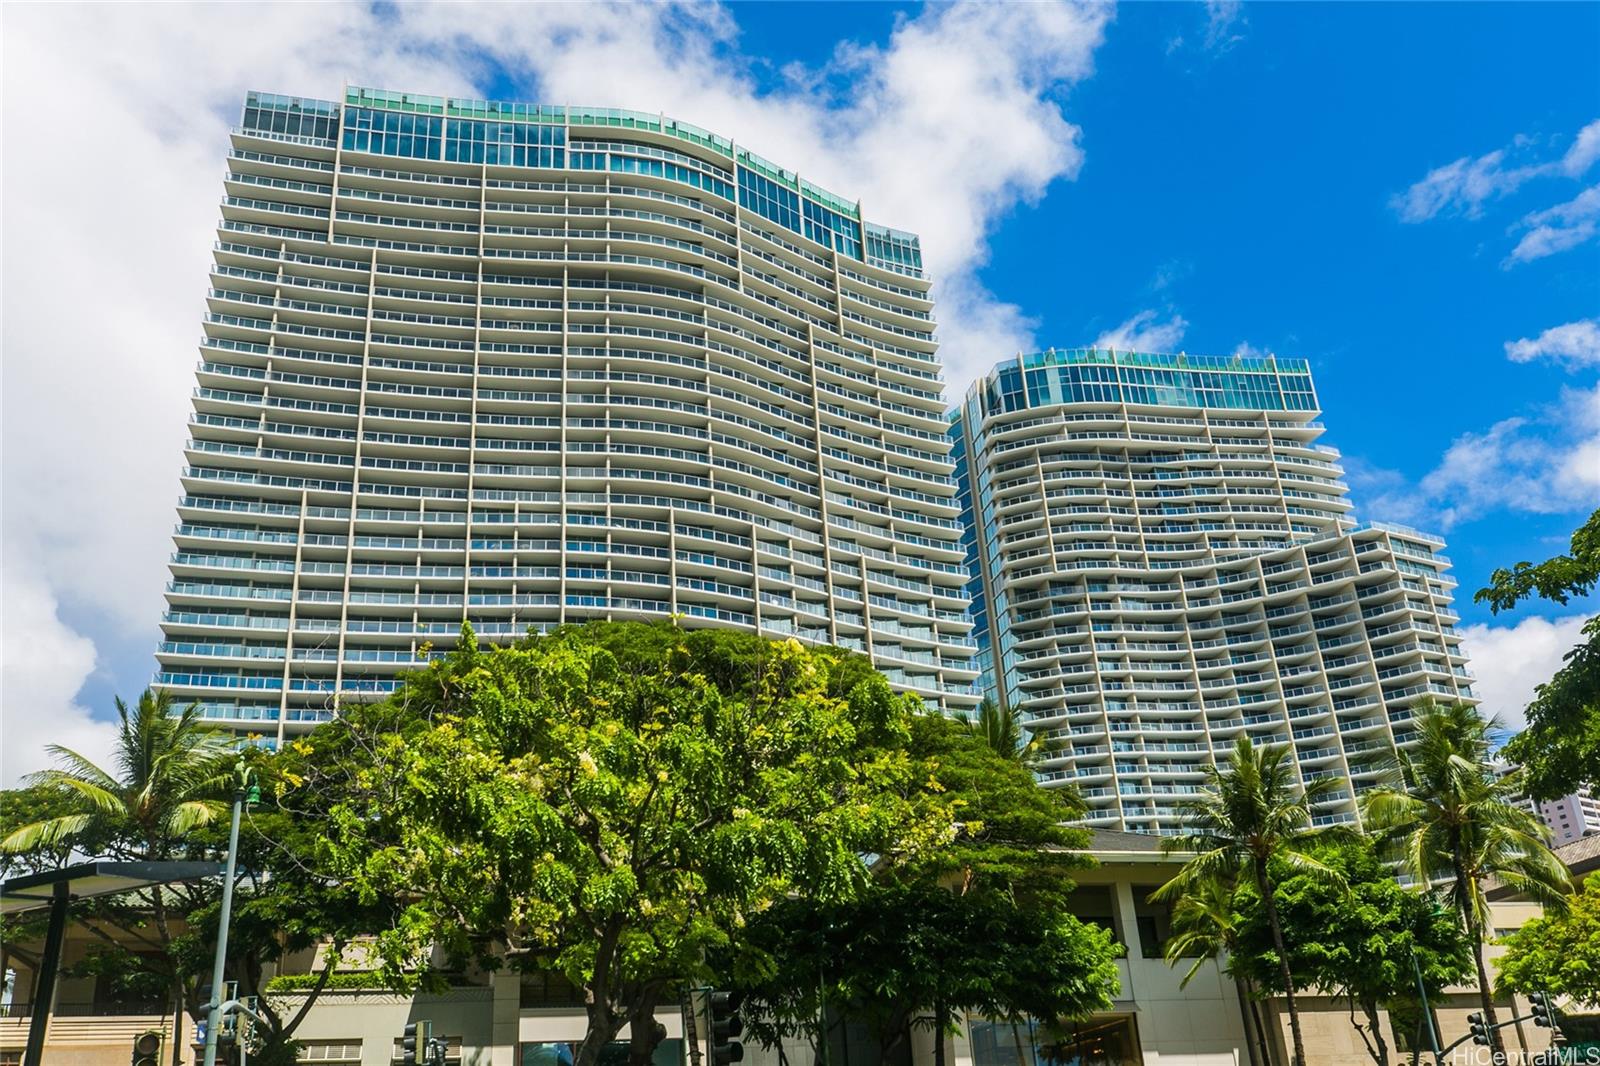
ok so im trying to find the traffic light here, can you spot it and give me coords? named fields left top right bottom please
left=401, top=1020, right=432, bottom=1064
left=131, top=1030, right=163, bottom=1066
left=709, top=990, right=745, bottom=1066
left=1467, top=1012, right=1490, bottom=1047
left=1530, top=991, right=1558, bottom=1028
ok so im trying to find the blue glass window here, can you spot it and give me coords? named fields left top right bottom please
left=739, top=168, right=802, bottom=232
left=445, top=119, right=565, bottom=167
left=243, top=92, right=339, bottom=144
left=802, top=198, right=863, bottom=258
left=342, top=107, right=443, bottom=161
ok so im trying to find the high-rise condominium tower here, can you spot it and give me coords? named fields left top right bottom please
left=156, top=87, right=977, bottom=742
left=951, top=349, right=1475, bottom=834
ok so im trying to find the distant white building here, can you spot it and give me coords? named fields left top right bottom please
left=1491, top=761, right=1597, bottom=844
left=1540, top=786, right=1600, bottom=845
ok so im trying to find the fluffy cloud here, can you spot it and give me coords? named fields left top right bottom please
left=1505, top=184, right=1600, bottom=265
left=1, top=4, right=1109, bottom=765
left=1505, top=317, right=1600, bottom=369
left=1362, top=382, right=1600, bottom=530
left=1391, top=119, right=1600, bottom=226
left=1459, top=613, right=1593, bottom=733
left=1, top=574, right=118, bottom=787
left=1390, top=146, right=1541, bottom=223
left=1204, top=0, right=1247, bottom=51
left=1561, top=119, right=1600, bottom=176
left=1093, top=309, right=1190, bottom=353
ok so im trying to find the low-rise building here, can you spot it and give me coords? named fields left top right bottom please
left=0, top=833, right=1556, bottom=1066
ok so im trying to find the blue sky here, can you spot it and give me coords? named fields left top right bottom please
left=731, top=0, right=1600, bottom=622
left=3, top=1, right=1596, bottom=779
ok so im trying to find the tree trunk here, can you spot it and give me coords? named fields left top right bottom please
left=1010, top=1019, right=1030, bottom=1066
left=932, top=998, right=947, bottom=1066
left=1255, top=863, right=1306, bottom=1066
left=1240, top=977, right=1272, bottom=1066
left=625, top=985, right=668, bottom=1066
left=1468, top=921, right=1507, bottom=1061
left=1358, top=998, right=1390, bottom=1066
left=575, top=1008, right=627, bottom=1066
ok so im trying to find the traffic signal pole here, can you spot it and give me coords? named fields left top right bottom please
left=1433, top=1009, right=1545, bottom=1064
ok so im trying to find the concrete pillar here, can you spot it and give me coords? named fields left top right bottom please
left=1112, top=880, right=1142, bottom=1005
left=490, top=969, right=520, bottom=1066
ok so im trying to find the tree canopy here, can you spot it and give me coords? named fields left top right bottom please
left=1361, top=700, right=1571, bottom=1058
left=1476, top=506, right=1600, bottom=800
left=1496, top=871, right=1600, bottom=1009
left=1229, top=839, right=1473, bottom=1066
left=731, top=713, right=1120, bottom=1065
left=1153, top=735, right=1347, bottom=1066
left=281, top=621, right=956, bottom=1066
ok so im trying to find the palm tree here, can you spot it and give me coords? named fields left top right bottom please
left=1361, top=700, right=1571, bottom=1059
left=1161, top=875, right=1273, bottom=1066
left=2, top=688, right=235, bottom=1066
left=3, top=689, right=234, bottom=855
left=1152, top=734, right=1347, bottom=1066
left=961, top=696, right=1048, bottom=765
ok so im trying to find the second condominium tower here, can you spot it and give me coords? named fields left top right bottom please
left=952, top=349, right=1476, bottom=834
left=155, top=87, right=978, bottom=740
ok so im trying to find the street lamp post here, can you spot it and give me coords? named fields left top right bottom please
left=202, top=759, right=257, bottom=1066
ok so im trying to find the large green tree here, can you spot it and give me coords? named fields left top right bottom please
left=1228, top=839, right=1473, bottom=1066
left=1361, top=700, right=1572, bottom=1058
left=1, top=690, right=235, bottom=1066
left=1476, top=506, right=1600, bottom=801
left=1496, top=871, right=1600, bottom=1010
left=1153, top=735, right=1348, bottom=1066
left=288, top=622, right=951, bottom=1066
left=732, top=714, right=1120, bottom=1066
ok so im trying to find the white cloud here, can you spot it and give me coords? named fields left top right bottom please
left=1505, top=183, right=1600, bottom=265
left=0, top=573, right=118, bottom=787
left=1459, top=613, right=1593, bottom=733
left=1363, top=382, right=1600, bottom=530
left=1390, top=147, right=1538, bottom=223
left=1232, top=341, right=1269, bottom=359
left=1561, top=119, right=1600, bottom=177
left=1505, top=318, right=1600, bottom=369
left=1093, top=309, right=1190, bottom=353
left=1, top=4, right=1108, bottom=753
left=1391, top=119, right=1600, bottom=225
left=1204, top=0, right=1246, bottom=51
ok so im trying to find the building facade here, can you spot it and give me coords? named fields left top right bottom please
left=951, top=349, right=1477, bottom=834
left=3, top=833, right=1560, bottom=1066
left=154, top=87, right=978, bottom=740
left=1540, top=786, right=1600, bottom=845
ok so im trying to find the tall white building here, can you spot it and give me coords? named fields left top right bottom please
left=155, top=87, right=978, bottom=742
left=951, top=349, right=1477, bottom=834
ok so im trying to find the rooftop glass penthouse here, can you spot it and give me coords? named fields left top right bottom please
left=952, top=348, right=1476, bottom=834
left=154, top=87, right=978, bottom=740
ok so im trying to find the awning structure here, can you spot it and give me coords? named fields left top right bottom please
left=0, top=860, right=223, bottom=1066
left=0, top=860, right=223, bottom=914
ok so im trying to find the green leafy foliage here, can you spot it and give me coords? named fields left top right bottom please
left=1361, top=700, right=1572, bottom=1057
left=1153, top=734, right=1348, bottom=1066
left=283, top=622, right=952, bottom=1066
left=1230, top=839, right=1474, bottom=1066
left=1497, top=872, right=1600, bottom=1008
left=1476, top=507, right=1600, bottom=800
left=731, top=714, right=1120, bottom=1063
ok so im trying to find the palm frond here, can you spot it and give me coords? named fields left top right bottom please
left=165, top=800, right=228, bottom=837
left=0, top=813, right=96, bottom=853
